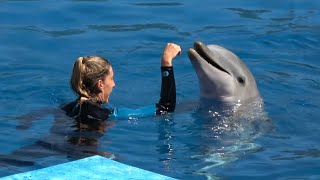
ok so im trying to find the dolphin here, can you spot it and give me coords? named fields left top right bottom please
left=188, top=41, right=260, bottom=104
left=187, top=42, right=270, bottom=176
left=187, top=41, right=267, bottom=132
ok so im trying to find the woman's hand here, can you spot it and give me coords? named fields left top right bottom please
left=161, top=43, right=181, bottom=67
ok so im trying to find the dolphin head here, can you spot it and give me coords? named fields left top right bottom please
left=188, top=41, right=260, bottom=103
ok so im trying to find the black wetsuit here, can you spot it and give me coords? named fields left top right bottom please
left=62, top=67, right=176, bottom=122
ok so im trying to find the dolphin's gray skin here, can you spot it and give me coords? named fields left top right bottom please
left=187, top=42, right=269, bottom=175
left=188, top=41, right=260, bottom=104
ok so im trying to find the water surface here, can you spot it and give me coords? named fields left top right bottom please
left=0, top=1, right=319, bottom=179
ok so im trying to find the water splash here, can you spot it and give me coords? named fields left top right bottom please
left=189, top=97, right=272, bottom=178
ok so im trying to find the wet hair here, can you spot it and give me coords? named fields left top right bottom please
left=70, top=56, right=111, bottom=102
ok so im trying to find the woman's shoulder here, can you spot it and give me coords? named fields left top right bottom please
left=61, top=100, right=112, bottom=121
left=61, top=100, right=80, bottom=117
left=81, top=100, right=112, bottom=121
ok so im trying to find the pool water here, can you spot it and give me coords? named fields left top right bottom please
left=0, top=1, right=319, bottom=179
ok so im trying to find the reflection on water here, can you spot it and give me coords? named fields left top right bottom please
left=156, top=117, right=175, bottom=172
left=0, top=107, right=116, bottom=174
left=153, top=97, right=273, bottom=179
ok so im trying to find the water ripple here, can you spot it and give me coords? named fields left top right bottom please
left=72, top=0, right=108, bottom=1
left=0, top=1, right=319, bottom=179
left=301, top=78, right=320, bottom=88
left=272, top=149, right=320, bottom=160
left=278, top=59, right=320, bottom=70
left=88, top=23, right=191, bottom=36
left=195, top=25, right=244, bottom=33
left=130, top=2, right=183, bottom=7
left=267, top=23, right=320, bottom=34
left=0, top=25, right=86, bottom=37
left=271, top=17, right=294, bottom=22
left=225, top=8, right=271, bottom=19
left=88, top=23, right=176, bottom=32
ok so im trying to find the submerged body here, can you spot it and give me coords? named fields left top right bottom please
left=187, top=41, right=269, bottom=139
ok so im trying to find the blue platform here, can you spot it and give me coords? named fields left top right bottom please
left=1, top=155, right=176, bottom=180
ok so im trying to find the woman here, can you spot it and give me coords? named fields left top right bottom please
left=62, top=43, right=181, bottom=124
left=11, top=43, right=181, bottom=159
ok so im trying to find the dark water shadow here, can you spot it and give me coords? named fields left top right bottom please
left=0, top=107, right=115, bottom=176
left=226, top=8, right=271, bottom=19
left=88, top=23, right=191, bottom=36
left=0, top=25, right=86, bottom=37
left=195, top=25, right=244, bottom=33
left=130, top=2, right=183, bottom=7
left=72, top=0, right=108, bottom=2
left=271, top=149, right=320, bottom=160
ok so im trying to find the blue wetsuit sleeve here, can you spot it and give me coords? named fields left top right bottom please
left=109, top=105, right=157, bottom=120
left=108, top=66, right=176, bottom=119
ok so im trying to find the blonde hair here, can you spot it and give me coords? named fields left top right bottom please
left=70, top=56, right=111, bottom=102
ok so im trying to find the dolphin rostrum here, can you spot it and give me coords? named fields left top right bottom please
left=188, top=41, right=260, bottom=104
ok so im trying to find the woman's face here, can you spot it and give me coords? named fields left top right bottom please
left=100, top=66, right=115, bottom=103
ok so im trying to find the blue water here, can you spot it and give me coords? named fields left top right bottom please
left=0, top=1, right=319, bottom=179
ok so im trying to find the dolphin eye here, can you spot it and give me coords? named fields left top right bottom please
left=237, top=77, right=245, bottom=84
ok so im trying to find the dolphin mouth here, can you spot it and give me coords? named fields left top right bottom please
left=189, top=41, right=230, bottom=75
